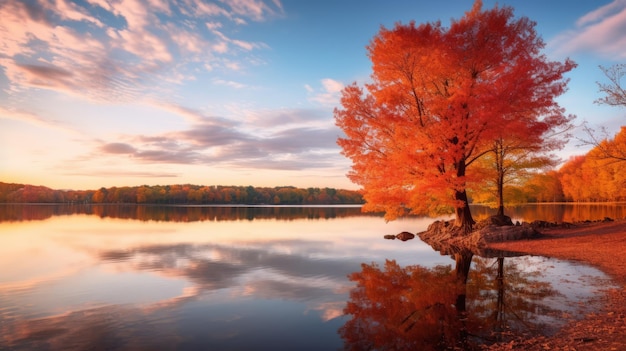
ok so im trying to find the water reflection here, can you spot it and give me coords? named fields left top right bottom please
left=3, top=202, right=626, bottom=223
left=98, top=242, right=355, bottom=301
left=468, top=257, right=562, bottom=340
left=470, top=203, right=626, bottom=223
left=0, top=205, right=612, bottom=350
left=2, top=304, right=183, bottom=351
left=340, top=250, right=592, bottom=350
left=0, top=204, right=372, bottom=223
left=340, top=259, right=470, bottom=350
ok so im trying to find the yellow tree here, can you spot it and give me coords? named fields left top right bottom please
left=335, top=1, right=575, bottom=232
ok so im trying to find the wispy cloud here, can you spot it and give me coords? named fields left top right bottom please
left=549, top=0, right=626, bottom=59
left=0, top=106, right=77, bottom=134
left=0, top=0, right=282, bottom=102
left=213, top=79, right=249, bottom=89
left=63, top=170, right=180, bottom=178
left=92, top=107, right=343, bottom=170
left=306, top=78, right=344, bottom=106
left=244, top=108, right=329, bottom=127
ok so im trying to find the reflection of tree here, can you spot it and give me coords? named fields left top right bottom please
left=340, top=254, right=562, bottom=350
left=466, top=257, right=561, bottom=342
left=4, top=203, right=626, bottom=224
left=340, top=257, right=471, bottom=351
left=469, top=203, right=626, bottom=224
left=0, top=204, right=379, bottom=223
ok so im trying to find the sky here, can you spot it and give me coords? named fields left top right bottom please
left=1, top=0, right=625, bottom=191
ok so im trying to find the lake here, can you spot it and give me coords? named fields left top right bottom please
left=0, top=203, right=622, bottom=350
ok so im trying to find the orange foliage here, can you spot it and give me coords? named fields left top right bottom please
left=558, top=127, right=626, bottom=201
left=335, top=1, right=574, bottom=228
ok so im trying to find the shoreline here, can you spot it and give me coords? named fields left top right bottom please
left=484, top=220, right=626, bottom=350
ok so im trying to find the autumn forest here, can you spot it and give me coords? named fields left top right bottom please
left=0, top=182, right=365, bottom=205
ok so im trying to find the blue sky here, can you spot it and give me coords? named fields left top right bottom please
left=1, top=0, right=624, bottom=190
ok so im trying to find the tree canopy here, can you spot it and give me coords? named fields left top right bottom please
left=335, top=0, right=575, bottom=231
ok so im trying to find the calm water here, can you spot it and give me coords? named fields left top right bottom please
left=0, top=204, right=620, bottom=350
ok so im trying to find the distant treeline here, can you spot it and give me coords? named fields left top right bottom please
left=0, top=182, right=364, bottom=205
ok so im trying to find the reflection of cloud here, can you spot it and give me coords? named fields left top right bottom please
left=310, top=301, right=346, bottom=322
left=550, top=0, right=626, bottom=59
left=242, top=279, right=331, bottom=301
left=98, top=241, right=358, bottom=320
left=100, top=242, right=356, bottom=286
left=1, top=304, right=182, bottom=350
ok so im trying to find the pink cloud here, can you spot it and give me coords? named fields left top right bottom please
left=550, top=0, right=626, bottom=59
left=0, top=0, right=279, bottom=102
left=307, top=78, right=344, bottom=106
left=227, top=0, right=284, bottom=21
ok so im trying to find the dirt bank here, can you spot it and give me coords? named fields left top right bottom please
left=484, top=220, right=626, bottom=350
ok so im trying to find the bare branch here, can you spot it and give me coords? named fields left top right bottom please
left=595, top=64, right=626, bottom=108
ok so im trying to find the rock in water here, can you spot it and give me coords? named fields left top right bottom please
left=396, top=231, right=415, bottom=241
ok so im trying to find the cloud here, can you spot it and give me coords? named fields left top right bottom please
left=306, top=78, right=344, bottom=106
left=207, top=25, right=267, bottom=52
left=100, top=142, right=137, bottom=154
left=0, top=0, right=281, bottom=102
left=93, top=107, right=343, bottom=170
left=63, top=170, right=179, bottom=178
left=549, top=0, right=626, bottom=59
left=150, top=101, right=229, bottom=124
left=213, top=79, right=249, bottom=89
left=0, top=106, right=77, bottom=134
left=245, top=108, right=328, bottom=127
left=224, top=0, right=285, bottom=21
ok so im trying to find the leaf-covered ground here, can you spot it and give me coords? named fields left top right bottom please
left=485, top=220, right=626, bottom=350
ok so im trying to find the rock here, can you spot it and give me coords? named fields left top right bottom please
left=417, top=218, right=542, bottom=256
left=426, top=220, right=464, bottom=238
left=488, top=215, right=514, bottom=226
left=475, top=224, right=540, bottom=243
left=396, top=231, right=415, bottom=241
left=383, top=234, right=396, bottom=240
left=531, top=220, right=557, bottom=228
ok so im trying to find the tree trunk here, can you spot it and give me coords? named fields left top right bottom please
left=454, top=189, right=475, bottom=233
left=454, top=159, right=475, bottom=233
left=497, top=171, right=505, bottom=217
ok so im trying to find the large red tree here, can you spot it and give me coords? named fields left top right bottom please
left=334, top=1, right=575, bottom=232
